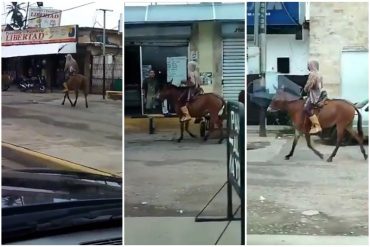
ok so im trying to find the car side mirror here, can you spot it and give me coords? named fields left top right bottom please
left=365, top=106, right=368, bottom=112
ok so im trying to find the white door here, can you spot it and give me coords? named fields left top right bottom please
left=341, top=50, right=368, bottom=103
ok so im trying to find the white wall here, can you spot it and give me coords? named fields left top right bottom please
left=247, top=29, right=309, bottom=93
left=265, top=30, right=309, bottom=93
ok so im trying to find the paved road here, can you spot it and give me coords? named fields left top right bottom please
left=124, top=131, right=241, bottom=244
left=2, top=91, right=122, bottom=175
left=247, top=133, right=368, bottom=238
left=125, top=132, right=239, bottom=217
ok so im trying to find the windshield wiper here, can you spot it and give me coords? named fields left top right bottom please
left=13, top=168, right=121, bottom=181
left=2, top=198, right=122, bottom=244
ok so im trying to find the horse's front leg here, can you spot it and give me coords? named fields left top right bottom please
left=178, top=121, right=184, bottom=142
left=62, top=92, right=67, bottom=105
left=285, top=130, right=302, bottom=160
left=305, top=133, right=324, bottom=159
left=185, top=120, right=196, bottom=138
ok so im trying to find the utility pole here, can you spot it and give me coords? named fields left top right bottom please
left=24, top=2, right=30, bottom=29
left=255, top=2, right=267, bottom=137
left=97, top=8, right=113, bottom=99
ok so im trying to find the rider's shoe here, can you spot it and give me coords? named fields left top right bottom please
left=62, top=82, right=69, bottom=93
left=180, top=106, right=192, bottom=122
left=309, top=114, right=322, bottom=134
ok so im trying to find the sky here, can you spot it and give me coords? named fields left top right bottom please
left=2, top=1, right=122, bottom=30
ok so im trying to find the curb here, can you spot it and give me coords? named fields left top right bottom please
left=247, top=234, right=368, bottom=245
left=2, top=142, right=120, bottom=178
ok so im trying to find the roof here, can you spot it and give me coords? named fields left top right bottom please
left=125, top=3, right=245, bottom=24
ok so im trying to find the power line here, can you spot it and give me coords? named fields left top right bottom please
left=25, top=2, right=95, bottom=23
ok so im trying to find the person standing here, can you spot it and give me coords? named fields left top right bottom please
left=142, top=70, right=159, bottom=112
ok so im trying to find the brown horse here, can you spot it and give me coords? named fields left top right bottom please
left=267, top=89, right=367, bottom=162
left=157, top=84, right=226, bottom=143
left=62, top=74, right=89, bottom=108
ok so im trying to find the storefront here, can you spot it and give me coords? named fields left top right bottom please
left=124, top=3, right=245, bottom=116
left=1, top=25, right=78, bottom=90
left=125, top=25, right=191, bottom=115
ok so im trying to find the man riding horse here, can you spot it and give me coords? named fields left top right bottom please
left=178, top=61, right=202, bottom=122
left=63, top=54, right=79, bottom=93
left=304, top=60, right=323, bottom=134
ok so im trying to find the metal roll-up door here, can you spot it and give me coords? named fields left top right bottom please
left=222, top=38, right=245, bottom=102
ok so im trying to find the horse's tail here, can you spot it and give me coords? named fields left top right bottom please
left=354, top=106, right=363, bottom=138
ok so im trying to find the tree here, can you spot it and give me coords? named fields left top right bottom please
left=6, top=2, right=26, bottom=30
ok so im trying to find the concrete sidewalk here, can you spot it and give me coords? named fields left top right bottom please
left=125, top=217, right=242, bottom=245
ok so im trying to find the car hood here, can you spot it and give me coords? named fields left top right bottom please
left=2, top=169, right=122, bottom=207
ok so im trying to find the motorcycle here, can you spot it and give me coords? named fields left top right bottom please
left=18, top=76, right=46, bottom=93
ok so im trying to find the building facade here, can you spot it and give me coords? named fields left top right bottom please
left=309, top=2, right=368, bottom=101
left=1, top=25, right=122, bottom=93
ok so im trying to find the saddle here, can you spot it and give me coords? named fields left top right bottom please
left=313, top=90, right=329, bottom=109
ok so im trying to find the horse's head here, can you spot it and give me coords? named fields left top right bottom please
left=267, top=87, right=290, bottom=112
left=156, top=82, right=173, bottom=101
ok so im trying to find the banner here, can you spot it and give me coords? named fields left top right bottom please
left=2, top=25, right=77, bottom=46
left=28, top=7, right=61, bottom=28
left=166, top=56, right=187, bottom=86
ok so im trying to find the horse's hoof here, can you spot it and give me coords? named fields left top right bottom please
left=364, top=154, right=368, bottom=160
left=285, top=155, right=290, bottom=160
left=177, top=139, right=182, bottom=143
left=327, top=158, right=333, bottom=162
left=319, top=154, right=324, bottom=160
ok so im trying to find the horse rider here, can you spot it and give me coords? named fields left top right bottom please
left=304, top=60, right=323, bottom=134
left=179, top=61, right=202, bottom=122
left=63, top=54, right=79, bottom=92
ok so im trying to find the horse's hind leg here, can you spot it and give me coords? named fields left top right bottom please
left=305, top=133, right=324, bottom=159
left=178, top=121, right=184, bottom=142
left=65, top=92, right=73, bottom=106
left=285, top=130, right=301, bottom=160
left=84, top=92, right=88, bottom=108
left=185, top=121, right=196, bottom=138
left=217, top=116, right=224, bottom=144
left=327, top=126, right=345, bottom=162
left=73, top=90, right=79, bottom=107
left=345, top=126, right=368, bottom=160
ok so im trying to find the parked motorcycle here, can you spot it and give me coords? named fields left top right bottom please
left=18, top=76, right=46, bottom=93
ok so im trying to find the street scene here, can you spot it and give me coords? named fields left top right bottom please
left=124, top=2, right=245, bottom=245
left=247, top=2, right=368, bottom=245
left=2, top=1, right=122, bottom=245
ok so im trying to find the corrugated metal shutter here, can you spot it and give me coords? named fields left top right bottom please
left=222, top=38, right=245, bottom=101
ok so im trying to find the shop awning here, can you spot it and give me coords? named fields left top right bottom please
left=1, top=42, right=76, bottom=58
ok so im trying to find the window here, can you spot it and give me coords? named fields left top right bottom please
left=277, top=57, right=290, bottom=73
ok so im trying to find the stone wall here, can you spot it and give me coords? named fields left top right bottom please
left=309, top=2, right=368, bottom=97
